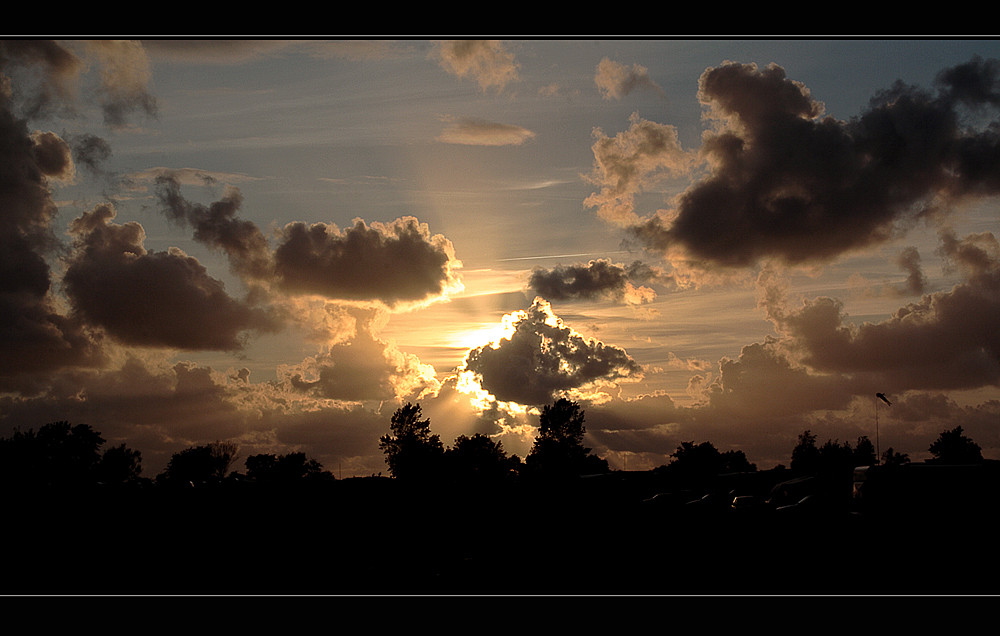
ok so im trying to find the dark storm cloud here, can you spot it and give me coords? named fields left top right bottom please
left=628, top=57, right=1000, bottom=268
left=461, top=298, right=642, bottom=406
left=527, top=258, right=663, bottom=304
left=273, top=217, right=462, bottom=306
left=759, top=230, right=1000, bottom=392
left=63, top=203, right=280, bottom=351
left=0, top=56, right=104, bottom=389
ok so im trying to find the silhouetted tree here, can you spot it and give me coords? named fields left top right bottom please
left=661, top=441, right=756, bottom=487
left=818, top=440, right=855, bottom=473
left=158, top=441, right=239, bottom=485
left=525, top=398, right=609, bottom=479
left=880, top=447, right=910, bottom=466
left=444, top=433, right=520, bottom=482
left=379, top=403, right=444, bottom=480
left=245, top=452, right=330, bottom=485
left=790, top=430, right=820, bottom=474
left=0, top=421, right=109, bottom=489
left=95, top=443, right=143, bottom=485
left=853, top=436, right=877, bottom=466
left=791, top=431, right=877, bottom=475
left=721, top=449, right=756, bottom=473
left=928, top=426, right=983, bottom=464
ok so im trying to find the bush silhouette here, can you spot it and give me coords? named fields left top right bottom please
left=0, top=421, right=142, bottom=489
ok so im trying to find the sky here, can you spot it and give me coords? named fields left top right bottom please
left=2, top=38, right=1000, bottom=478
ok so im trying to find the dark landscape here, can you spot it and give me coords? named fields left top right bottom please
left=4, top=402, right=998, bottom=596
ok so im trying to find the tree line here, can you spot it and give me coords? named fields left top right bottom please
left=0, top=397, right=988, bottom=493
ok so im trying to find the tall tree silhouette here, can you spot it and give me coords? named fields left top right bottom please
left=379, top=403, right=444, bottom=480
left=928, top=426, right=983, bottom=464
left=790, top=430, right=820, bottom=474
left=525, top=398, right=608, bottom=479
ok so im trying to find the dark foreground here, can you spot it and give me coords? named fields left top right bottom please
left=5, top=474, right=998, bottom=596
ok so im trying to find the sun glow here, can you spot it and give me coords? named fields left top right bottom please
left=450, top=320, right=516, bottom=352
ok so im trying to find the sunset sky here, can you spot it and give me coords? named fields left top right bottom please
left=3, top=38, right=1000, bottom=478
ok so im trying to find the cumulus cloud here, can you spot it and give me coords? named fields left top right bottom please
left=281, top=305, right=439, bottom=403
left=432, top=40, right=519, bottom=93
left=0, top=66, right=105, bottom=389
left=461, top=297, right=643, bottom=406
left=153, top=175, right=464, bottom=308
left=63, top=203, right=280, bottom=351
left=627, top=57, right=1000, bottom=269
left=584, top=112, right=694, bottom=225
left=757, top=230, right=1000, bottom=393
left=595, top=58, right=664, bottom=100
left=273, top=216, right=463, bottom=307
left=527, top=259, right=664, bottom=305
left=437, top=117, right=535, bottom=146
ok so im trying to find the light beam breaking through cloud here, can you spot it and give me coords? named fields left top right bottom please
left=2, top=39, right=1000, bottom=477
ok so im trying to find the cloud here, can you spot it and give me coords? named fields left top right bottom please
left=0, top=71, right=105, bottom=390
left=273, top=216, right=463, bottom=307
left=627, top=58, right=1000, bottom=269
left=281, top=305, right=440, bottom=403
left=594, top=57, right=664, bottom=100
left=584, top=112, right=694, bottom=225
left=431, top=40, right=519, bottom=93
left=527, top=259, right=664, bottom=305
left=757, top=230, right=1000, bottom=393
left=153, top=175, right=464, bottom=308
left=67, top=133, right=113, bottom=176
left=153, top=173, right=274, bottom=283
left=437, top=117, right=535, bottom=146
left=0, top=40, right=83, bottom=118
left=461, top=297, right=643, bottom=406
left=63, top=203, right=280, bottom=351
left=84, top=40, right=157, bottom=127
left=895, top=246, right=930, bottom=296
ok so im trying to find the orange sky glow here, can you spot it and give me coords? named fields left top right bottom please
left=3, top=38, right=1000, bottom=478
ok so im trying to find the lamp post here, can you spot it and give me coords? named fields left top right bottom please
left=875, top=393, right=892, bottom=464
